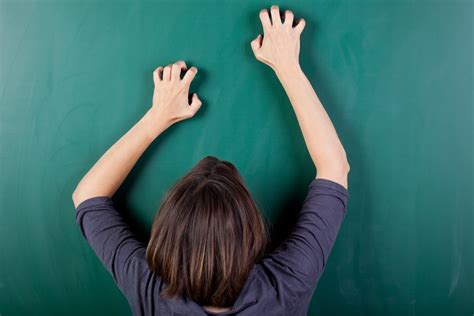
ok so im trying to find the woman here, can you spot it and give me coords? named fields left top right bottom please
left=73, top=6, right=349, bottom=315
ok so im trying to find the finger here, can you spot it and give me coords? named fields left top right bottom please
left=163, top=65, right=172, bottom=81
left=270, top=5, right=281, bottom=25
left=250, top=34, right=263, bottom=54
left=294, top=18, right=306, bottom=34
left=259, top=9, right=271, bottom=30
left=171, top=63, right=182, bottom=81
left=153, top=66, right=163, bottom=83
left=189, top=93, right=202, bottom=114
left=182, top=67, right=198, bottom=85
left=175, top=60, right=187, bottom=70
left=173, top=60, right=188, bottom=80
left=284, top=10, right=294, bottom=26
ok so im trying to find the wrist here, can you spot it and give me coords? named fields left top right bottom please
left=273, top=62, right=302, bottom=78
left=141, top=108, right=170, bottom=140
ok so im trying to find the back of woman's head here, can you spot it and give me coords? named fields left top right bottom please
left=146, top=156, right=268, bottom=307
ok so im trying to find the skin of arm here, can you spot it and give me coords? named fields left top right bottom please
left=72, top=61, right=202, bottom=208
left=251, top=6, right=350, bottom=188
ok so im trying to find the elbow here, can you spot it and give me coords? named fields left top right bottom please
left=72, top=188, right=81, bottom=209
left=325, top=151, right=350, bottom=175
left=341, top=152, right=350, bottom=175
left=316, top=151, right=350, bottom=186
left=332, top=154, right=350, bottom=178
left=72, top=190, right=78, bottom=208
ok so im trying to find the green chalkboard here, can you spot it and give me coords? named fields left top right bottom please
left=1, top=0, right=472, bottom=315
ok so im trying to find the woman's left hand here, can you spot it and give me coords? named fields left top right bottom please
left=149, top=60, right=202, bottom=130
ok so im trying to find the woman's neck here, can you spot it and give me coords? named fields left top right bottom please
left=203, top=305, right=232, bottom=313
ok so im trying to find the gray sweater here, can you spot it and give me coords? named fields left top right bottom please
left=76, top=178, right=348, bottom=315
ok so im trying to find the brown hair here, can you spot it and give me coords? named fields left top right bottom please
left=146, top=156, right=268, bottom=307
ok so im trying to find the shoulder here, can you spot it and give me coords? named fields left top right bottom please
left=251, top=263, right=313, bottom=312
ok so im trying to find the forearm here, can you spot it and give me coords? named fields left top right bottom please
left=250, top=6, right=349, bottom=187
left=72, top=109, right=165, bottom=207
left=275, top=64, right=349, bottom=187
left=72, top=60, right=201, bottom=208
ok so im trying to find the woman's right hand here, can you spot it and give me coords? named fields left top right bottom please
left=149, top=60, right=202, bottom=130
left=250, top=5, right=306, bottom=74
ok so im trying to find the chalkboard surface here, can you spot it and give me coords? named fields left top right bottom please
left=1, top=1, right=472, bottom=315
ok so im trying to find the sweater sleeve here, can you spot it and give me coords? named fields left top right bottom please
left=259, top=178, right=348, bottom=306
left=75, top=196, right=153, bottom=306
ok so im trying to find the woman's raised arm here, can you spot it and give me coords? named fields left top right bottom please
left=72, top=61, right=201, bottom=207
left=251, top=6, right=349, bottom=188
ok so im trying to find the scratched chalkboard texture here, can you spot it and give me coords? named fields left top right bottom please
left=0, top=0, right=472, bottom=315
